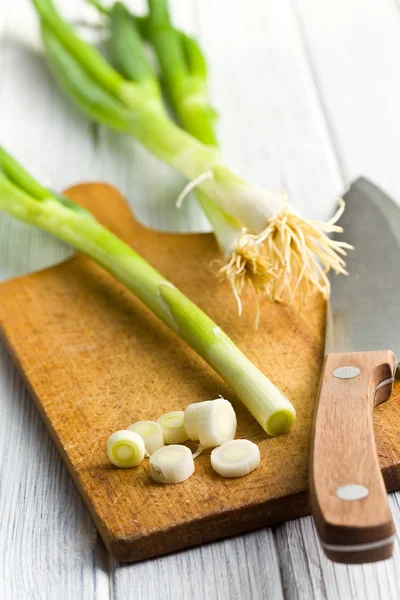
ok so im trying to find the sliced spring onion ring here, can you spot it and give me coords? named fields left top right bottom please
left=157, top=410, right=189, bottom=444
left=184, top=400, right=212, bottom=440
left=107, top=430, right=145, bottom=468
left=197, top=398, right=237, bottom=448
left=128, top=420, right=164, bottom=455
left=211, top=439, right=260, bottom=477
left=150, top=444, right=194, bottom=484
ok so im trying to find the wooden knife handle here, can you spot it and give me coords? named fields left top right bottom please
left=310, top=350, right=396, bottom=564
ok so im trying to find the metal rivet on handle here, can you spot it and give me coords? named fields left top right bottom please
left=333, top=366, right=361, bottom=379
left=336, top=484, right=369, bottom=501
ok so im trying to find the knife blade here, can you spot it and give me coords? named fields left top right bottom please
left=310, top=178, right=399, bottom=564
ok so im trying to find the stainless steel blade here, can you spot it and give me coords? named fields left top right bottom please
left=326, top=178, right=400, bottom=356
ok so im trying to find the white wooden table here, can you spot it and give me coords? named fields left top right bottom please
left=1, top=0, right=400, bottom=597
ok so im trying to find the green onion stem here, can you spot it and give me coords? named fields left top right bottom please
left=145, top=0, right=242, bottom=255
left=96, top=0, right=243, bottom=256
left=86, top=0, right=207, bottom=79
left=147, top=0, right=217, bottom=145
left=0, top=148, right=295, bottom=435
left=86, top=0, right=239, bottom=255
left=87, top=0, right=244, bottom=257
left=87, top=0, right=112, bottom=16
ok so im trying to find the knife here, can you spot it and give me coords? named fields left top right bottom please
left=310, top=178, right=399, bottom=564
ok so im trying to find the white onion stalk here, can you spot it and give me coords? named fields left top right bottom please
left=107, top=430, right=145, bottom=468
left=33, top=0, right=353, bottom=310
left=150, top=444, right=194, bottom=483
left=128, top=420, right=164, bottom=455
left=198, top=398, right=237, bottom=448
left=157, top=411, right=189, bottom=444
left=211, top=439, right=260, bottom=478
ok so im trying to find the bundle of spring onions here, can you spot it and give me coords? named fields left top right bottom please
left=31, top=0, right=351, bottom=310
left=0, top=147, right=295, bottom=435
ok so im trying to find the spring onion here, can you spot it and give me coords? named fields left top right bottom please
left=107, top=430, right=146, bottom=467
left=32, top=0, right=351, bottom=309
left=184, top=398, right=237, bottom=448
left=128, top=420, right=164, bottom=455
left=150, top=444, right=194, bottom=483
left=197, top=399, right=237, bottom=449
left=140, top=0, right=246, bottom=295
left=184, top=400, right=212, bottom=441
left=0, top=147, right=295, bottom=435
left=157, top=411, right=189, bottom=444
left=211, top=439, right=260, bottom=478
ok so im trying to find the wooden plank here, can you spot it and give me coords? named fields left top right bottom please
left=194, top=0, right=344, bottom=222
left=0, top=0, right=212, bottom=594
left=0, top=1, right=107, bottom=598
left=274, top=493, right=400, bottom=599
left=291, top=0, right=400, bottom=204
left=108, top=0, right=283, bottom=592
left=0, top=345, right=106, bottom=598
left=193, top=0, right=400, bottom=588
left=277, top=0, right=400, bottom=594
left=0, top=0, right=101, bottom=191
left=111, top=529, right=284, bottom=600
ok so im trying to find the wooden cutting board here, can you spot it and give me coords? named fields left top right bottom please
left=1, top=183, right=400, bottom=562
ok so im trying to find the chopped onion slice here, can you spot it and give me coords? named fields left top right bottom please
left=157, top=411, right=189, bottom=444
left=197, top=398, right=237, bottom=448
left=184, top=400, right=212, bottom=440
left=128, top=420, right=164, bottom=455
left=107, top=430, right=145, bottom=468
left=150, top=445, right=194, bottom=484
left=211, top=439, right=260, bottom=477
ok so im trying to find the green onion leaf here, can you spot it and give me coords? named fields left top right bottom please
left=110, top=2, right=157, bottom=85
left=180, top=33, right=207, bottom=79
left=0, top=147, right=48, bottom=201
left=51, top=192, right=97, bottom=221
left=33, top=0, right=123, bottom=96
left=42, top=24, right=132, bottom=132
